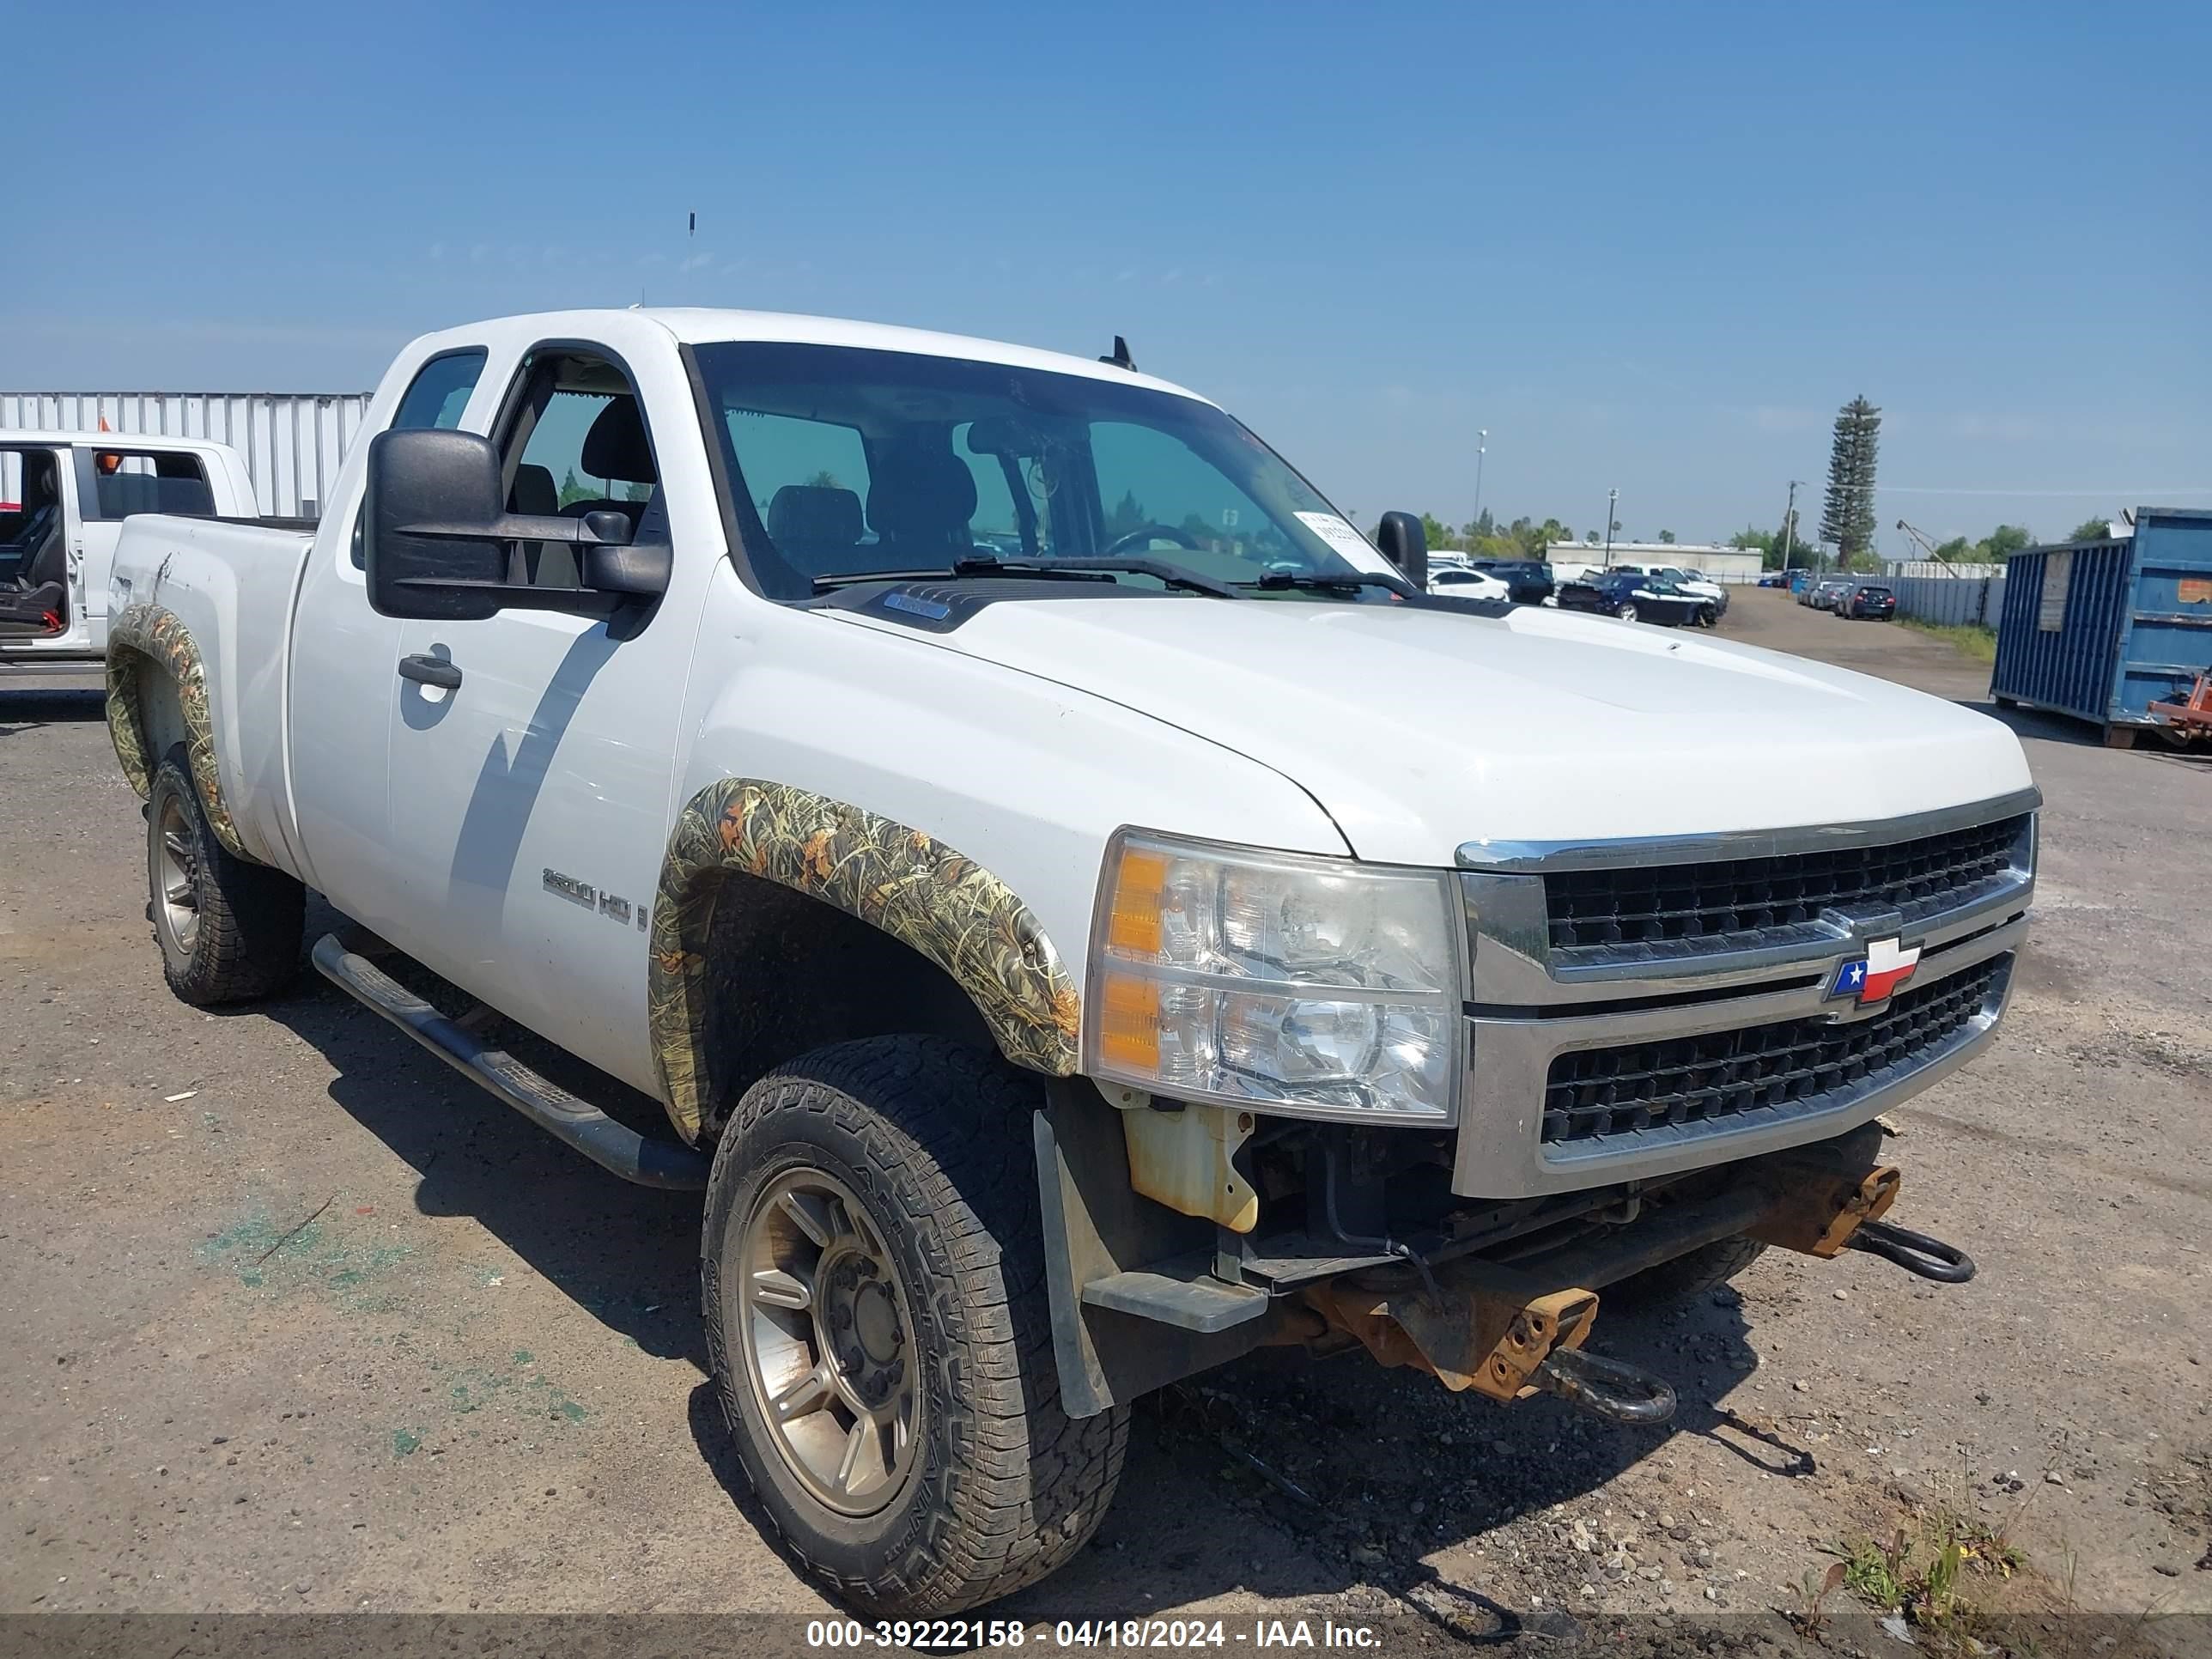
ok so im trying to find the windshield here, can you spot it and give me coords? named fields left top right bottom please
left=690, top=342, right=1389, bottom=602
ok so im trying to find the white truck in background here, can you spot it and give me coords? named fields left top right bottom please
left=0, top=434, right=264, bottom=661
left=102, top=307, right=2034, bottom=1615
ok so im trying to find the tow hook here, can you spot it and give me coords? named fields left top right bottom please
left=1844, top=1218, right=1977, bottom=1284
left=1533, top=1346, right=1677, bottom=1425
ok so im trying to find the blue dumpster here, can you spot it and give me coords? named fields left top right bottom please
left=1991, top=507, right=2212, bottom=744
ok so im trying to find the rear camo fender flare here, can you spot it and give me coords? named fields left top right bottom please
left=106, top=603, right=246, bottom=858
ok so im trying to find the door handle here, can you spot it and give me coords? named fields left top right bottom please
left=398, top=653, right=462, bottom=690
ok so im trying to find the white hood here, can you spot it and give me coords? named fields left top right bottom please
left=848, top=598, right=2035, bottom=866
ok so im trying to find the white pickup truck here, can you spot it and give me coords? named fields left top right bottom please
left=1, top=433, right=264, bottom=660
left=106, top=308, right=2036, bottom=1615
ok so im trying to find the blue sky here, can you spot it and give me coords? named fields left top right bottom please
left=10, top=2, right=2207, bottom=550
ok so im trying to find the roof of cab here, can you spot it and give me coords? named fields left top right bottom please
left=432, top=307, right=1216, bottom=407
left=1, top=430, right=240, bottom=452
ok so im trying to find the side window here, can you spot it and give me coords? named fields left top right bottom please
left=83, top=448, right=215, bottom=520
left=392, top=349, right=487, bottom=431
left=728, top=411, right=874, bottom=575
left=353, top=349, right=489, bottom=567
left=517, top=391, right=655, bottom=513
left=491, top=349, right=660, bottom=589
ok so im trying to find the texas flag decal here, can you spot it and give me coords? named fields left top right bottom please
left=1829, top=937, right=1922, bottom=1004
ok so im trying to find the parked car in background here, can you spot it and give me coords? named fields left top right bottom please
left=1425, top=562, right=1511, bottom=601
left=1758, top=572, right=1790, bottom=588
left=1839, top=583, right=1898, bottom=621
left=1808, top=577, right=1856, bottom=611
left=1, top=433, right=263, bottom=661
left=1609, top=562, right=1727, bottom=622
left=1463, top=557, right=1554, bottom=604
left=1793, top=571, right=1825, bottom=602
left=1556, top=570, right=1706, bottom=626
left=1672, top=571, right=1726, bottom=624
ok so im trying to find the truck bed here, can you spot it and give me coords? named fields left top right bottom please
left=108, top=511, right=320, bottom=877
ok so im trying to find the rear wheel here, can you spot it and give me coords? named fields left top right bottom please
left=1616, top=603, right=1639, bottom=624
left=146, top=745, right=303, bottom=1005
left=703, top=1036, right=1127, bottom=1614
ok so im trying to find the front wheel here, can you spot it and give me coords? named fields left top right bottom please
left=703, top=1036, right=1127, bottom=1615
left=146, top=744, right=303, bottom=1005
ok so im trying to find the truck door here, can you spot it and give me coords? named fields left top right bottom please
left=0, top=445, right=77, bottom=649
left=380, top=343, right=689, bottom=1093
left=289, top=348, right=490, bottom=929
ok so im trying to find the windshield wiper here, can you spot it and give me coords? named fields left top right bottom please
left=812, top=556, right=1238, bottom=599
left=962, top=556, right=1241, bottom=597
left=1240, top=570, right=1412, bottom=596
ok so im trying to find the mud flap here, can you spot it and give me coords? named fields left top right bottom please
left=1033, top=1083, right=1285, bottom=1419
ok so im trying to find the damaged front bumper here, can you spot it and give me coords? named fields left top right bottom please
left=1038, top=1095, right=1976, bottom=1423
left=1300, top=1125, right=1950, bottom=1423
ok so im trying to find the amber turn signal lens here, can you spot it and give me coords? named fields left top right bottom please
left=1106, top=848, right=1169, bottom=957
left=1097, top=972, right=1161, bottom=1072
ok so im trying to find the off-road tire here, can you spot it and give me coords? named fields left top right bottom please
left=702, top=1036, right=1128, bottom=1615
left=1611, top=1235, right=1769, bottom=1306
left=146, top=745, right=304, bottom=1005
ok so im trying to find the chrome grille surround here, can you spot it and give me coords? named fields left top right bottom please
left=1449, top=789, right=2038, bottom=1198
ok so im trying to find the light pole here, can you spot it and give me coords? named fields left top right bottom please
left=1781, top=478, right=1804, bottom=570
left=1602, top=487, right=1618, bottom=564
left=1473, top=429, right=1488, bottom=533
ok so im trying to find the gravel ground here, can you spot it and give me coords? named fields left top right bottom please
left=3, top=595, right=2207, bottom=1656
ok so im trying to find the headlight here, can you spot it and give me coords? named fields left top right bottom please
left=1085, top=831, right=1463, bottom=1123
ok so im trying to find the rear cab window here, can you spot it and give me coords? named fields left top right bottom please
left=79, top=448, right=216, bottom=520
left=392, top=349, right=488, bottom=432
left=355, top=348, right=491, bottom=565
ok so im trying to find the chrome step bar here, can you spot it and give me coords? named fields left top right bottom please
left=310, top=933, right=709, bottom=1191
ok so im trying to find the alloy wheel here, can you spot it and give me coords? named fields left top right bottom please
left=152, top=793, right=200, bottom=957
left=735, top=1166, right=921, bottom=1517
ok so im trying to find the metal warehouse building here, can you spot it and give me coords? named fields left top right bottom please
left=2, top=391, right=370, bottom=520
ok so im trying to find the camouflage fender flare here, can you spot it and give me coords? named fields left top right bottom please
left=106, top=603, right=246, bottom=858
left=647, top=778, right=1083, bottom=1140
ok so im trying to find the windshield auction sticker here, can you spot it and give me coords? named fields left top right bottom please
left=1293, top=512, right=1393, bottom=574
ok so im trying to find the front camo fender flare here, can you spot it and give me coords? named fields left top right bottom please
left=647, top=778, right=1083, bottom=1140
left=106, top=603, right=246, bottom=859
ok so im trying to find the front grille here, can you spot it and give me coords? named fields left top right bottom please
left=1545, top=814, right=2027, bottom=953
left=1540, top=955, right=2007, bottom=1145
